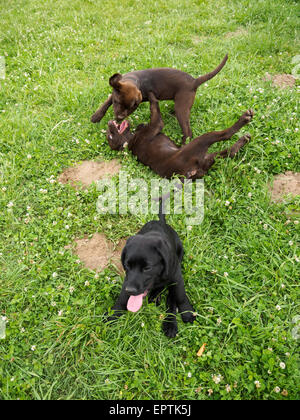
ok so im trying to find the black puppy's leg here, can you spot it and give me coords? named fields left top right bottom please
left=162, top=285, right=178, bottom=338
left=91, top=94, right=113, bottom=123
left=204, top=134, right=251, bottom=171
left=148, top=287, right=164, bottom=306
left=105, top=284, right=128, bottom=322
left=175, top=276, right=196, bottom=324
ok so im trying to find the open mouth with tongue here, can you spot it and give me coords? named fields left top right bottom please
left=113, top=120, right=129, bottom=134
left=127, top=290, right=148, bottom=312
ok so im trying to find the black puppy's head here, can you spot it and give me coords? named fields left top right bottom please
left=121, top=234, right=170, bottom=296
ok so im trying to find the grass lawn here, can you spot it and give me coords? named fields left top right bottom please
left=0, top=0, right=299, bottom=400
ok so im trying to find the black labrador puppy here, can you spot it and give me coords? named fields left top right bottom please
left=105, top=202, right=195, bottom=337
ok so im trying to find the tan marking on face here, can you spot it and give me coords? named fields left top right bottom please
left=119, top=81, right=142, bottom=105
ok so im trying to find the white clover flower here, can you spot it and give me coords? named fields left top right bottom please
left=274, top=386, right=280, bottom=393
left=52, top=272, right=58, bottom=278
left=288, top=241, right=293, bottom=246
left=225, top=384, right=231, bottom=393
left=224, top=272, right=229, bottom=277
left=27, top=154, right=32, bottom=159
left=31, top=345, right=36, bottom=351
left=225, top=200, right=230, bottom=206
left=217, top=317, right=222, bottom=325
left=279, top=362, right=286, bottom=369
left=276, top=305, right=281, bottom=311
left=254, top=380, right=261, bottom=388
left=187, top=372, right=192, bottom=378
left=212, top=374, right=223, bottom=384
left=7, top=201, right=14, bottom=208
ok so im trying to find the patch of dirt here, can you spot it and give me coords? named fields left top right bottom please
left=270, top=172, right=300, bottom=202
left=58, top=159, right=121, bottom=189
left=191, top=35, right=208, bottom=44
left=68, top=233, right=127, bottom=274
left=263, top=73, right=296, bottom=89
left=225, top=28, right=248, bottom=38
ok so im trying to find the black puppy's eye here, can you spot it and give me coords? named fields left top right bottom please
left=143, top=266, right=151, bottom=272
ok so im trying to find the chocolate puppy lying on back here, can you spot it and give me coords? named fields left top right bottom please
left=91, top=54, right=228, bottom=143
left=106, top=92, right=253, bottom=180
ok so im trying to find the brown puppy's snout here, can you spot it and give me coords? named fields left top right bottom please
left=116, top=114, right=126, bottom=121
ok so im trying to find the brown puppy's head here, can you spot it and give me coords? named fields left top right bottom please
left=106, top=120, right=133, bottom=150
left=109, top=73, right=142, bottom=121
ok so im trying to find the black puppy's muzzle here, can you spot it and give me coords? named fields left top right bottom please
left=125, top=286, right=139, bottom=295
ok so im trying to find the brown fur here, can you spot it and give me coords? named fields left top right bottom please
left=106, top=92, right=253, bottom=180
left=92, top=55, right=228, bottom=143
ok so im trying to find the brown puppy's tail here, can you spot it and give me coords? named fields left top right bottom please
left=193, top=54, right=228, bottom=89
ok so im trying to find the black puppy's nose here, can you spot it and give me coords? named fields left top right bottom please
left=125, top=286, right=138, bottom=294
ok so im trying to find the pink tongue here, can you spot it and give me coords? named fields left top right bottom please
left=127, top=291, right=148, bottom=312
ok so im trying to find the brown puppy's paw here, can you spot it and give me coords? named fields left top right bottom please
left=91, top=110, right=105, bottom=123
left=241, top=109, right=254, bottom=123
left=243, top=133, right=251, bottom=142
left=163, top=320, right=178, bottom=338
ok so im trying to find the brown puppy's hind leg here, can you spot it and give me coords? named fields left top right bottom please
left=174, top=91, right=196, bottom=144
left=204, top=134, right=251, bottom=171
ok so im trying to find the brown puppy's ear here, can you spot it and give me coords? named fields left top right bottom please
left=137, top=90, right=142, bottom=103
left=109, top=73, right=122, bottom=90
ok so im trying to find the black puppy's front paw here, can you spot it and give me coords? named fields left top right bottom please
left=104, top=310, right=124, bottom=323
left=181, top=311, right=196, bottom=324
left=163, top=320, right=178, bottom=338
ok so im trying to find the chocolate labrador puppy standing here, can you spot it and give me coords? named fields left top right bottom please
left=106, top=200, right=196, bottom=338
left=91, top=54, right=228, bottom=143
left=106, top=92, right=253, bottom=180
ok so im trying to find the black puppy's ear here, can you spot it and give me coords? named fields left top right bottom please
left=109, top=73, right=122, bottom=90
left=155, top=238, right=171, bottom=279
left=121, top=236, right=134, bottom=269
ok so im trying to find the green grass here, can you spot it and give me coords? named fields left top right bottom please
left=0, top=0, right=299, bottom=400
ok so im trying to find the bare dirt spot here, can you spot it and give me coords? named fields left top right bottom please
left=263, top=73, right=296, bottom=89
left=192, top=35, right=208, bottom=45
left=58, top=159, right=121, bottom=189
left=225, top=28, right=248, bottom=38
left=270, top=172, right=300, bottom=202
left=67, top=233, right=127, bottom=274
